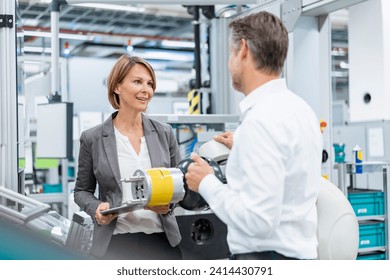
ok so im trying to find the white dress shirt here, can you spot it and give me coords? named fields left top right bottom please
left=113, top=127, right=163, bottom=235
left=199, top=79, right=323, bottom=259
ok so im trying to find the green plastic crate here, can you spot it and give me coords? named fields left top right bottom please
left=358, top=221, right=385, bottom=249
left=42, top=184, right=62, bottom=193
left=357, top=252, right=386, bottom=260
left=348, top=189, right=384, bottom=217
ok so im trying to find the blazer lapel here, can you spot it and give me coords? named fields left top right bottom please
left=102, top=112, right=122, bottom=191
left=142, top=114, right=161, bottom=167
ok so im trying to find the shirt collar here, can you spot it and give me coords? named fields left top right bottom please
left=239, top=78, right=288, bottom=116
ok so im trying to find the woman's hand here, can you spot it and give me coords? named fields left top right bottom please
left=145, top=204, right=170, bottom=215
left=95, top=202, right=118, bottom=225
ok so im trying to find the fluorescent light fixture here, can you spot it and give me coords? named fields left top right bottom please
left=133, top=51, right=193, bottom=62
left=126, top=45, right=134, bottom=53
left=72, top=3, right=145, bottom=13
left=23, top=30, right=94, bottom=41
left=161, top=40, right=195, bottom=49
left=23, top=46, right=52, bottom=53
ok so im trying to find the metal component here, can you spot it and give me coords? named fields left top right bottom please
left=281, top=0, right=302, bottom=32
left=131, top=170, right=149, bottom=202
left=334, top=163, right=347, bottom=194
left=120, top=175, right=146, bottom=183
left=50, top=0, right=67, bottom=12
left=302, top=0, right=367, bottom=16
left=192, top=6, right=201, bottom=89
left=51, top=9, right=60, bottom=97
left=65, top=0, right=258, bottom=4
left=384, top=166, right=389, bottom=260
left=210, top=16, right=231, bottom=114
left=0, top=0, right=18, bottom=193
left=65, top=211, right=93, bottom=254
left=120, top=167, right=186, bottom=210
left=0, top=186, right=50, bottom=224
left=169, top=168, right=186, bottom=203
left=0, top=14, right=13, bottom=28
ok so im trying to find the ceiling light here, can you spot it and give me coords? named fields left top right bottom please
left=132, top=50, right=193, bottom=62
left=23, top=46, right=52, bottom=53
left=161, top=40, right=195, bottom=49
left=72, top=3, right=145, bottom=13
left=23, top=30, right=94, bottom=41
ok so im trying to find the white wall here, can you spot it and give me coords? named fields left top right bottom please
left=148, top=96, right=187, bottom=114
left=349, top=0, right=390, bottom=122
left=289, top=16, right=322, bottom=115
left=68, top=57, right=115, bottom=115
left=68, top=57, right=188, bottom=116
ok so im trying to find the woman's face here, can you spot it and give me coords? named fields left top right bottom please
left=115, top=63, right=154, bottom=112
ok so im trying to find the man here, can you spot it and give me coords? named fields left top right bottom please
left=185, top=11, right=323, bottom=260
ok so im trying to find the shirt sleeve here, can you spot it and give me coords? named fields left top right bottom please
left=199, top=117, right=287, bottom=238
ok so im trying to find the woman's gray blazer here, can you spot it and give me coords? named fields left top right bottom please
left=74, top=111, right=182, bottom=257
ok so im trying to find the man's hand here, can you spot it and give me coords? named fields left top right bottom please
left=214, top=131, right=234, bottom=149
left=95, top=202, right=118, bottom=225
left=145, top=205, right=170, bottom=214
left=185, top=153, right=214, bottom=193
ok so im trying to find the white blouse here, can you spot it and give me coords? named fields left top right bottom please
left=113, top=126, right=163, bottom=235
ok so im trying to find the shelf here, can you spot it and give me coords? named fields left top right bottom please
left=358, top=246, right=386, bottom=253
left=148, top=114, right=240, bottom=124
left=334, top=161, right=389, bottom=260
left=331, top=71, right=348, bottom=78
left=29, top=193, right=66, bottom=204
left=357, top=215, right=385, bottom=222
left=331, top=50, right=348, bottom=56
left=335, top=161, right=389, bottom=174
left=348, top=164, right=387, bottom=174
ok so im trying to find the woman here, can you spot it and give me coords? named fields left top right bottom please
left=74, top=54, right=182, bottom=260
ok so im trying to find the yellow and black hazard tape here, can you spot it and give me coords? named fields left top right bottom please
left=187, top=89, right=200, bottom=114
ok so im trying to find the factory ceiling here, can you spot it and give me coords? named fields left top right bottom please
left=16, top=1, right=195, bottom=60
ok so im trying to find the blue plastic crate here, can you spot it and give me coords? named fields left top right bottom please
left=42, top=183, right=62, bottom=193
left=357, top=252, right=386, bottom=260
left=358, top=222, right=385, bottom=249
left=348, top=190, right=384, bottom=217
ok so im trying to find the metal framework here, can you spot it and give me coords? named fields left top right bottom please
left=0, top=0, right=372, bottom=191
left=0, top=0, right=18, bottom=192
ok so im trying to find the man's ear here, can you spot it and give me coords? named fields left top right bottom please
left=239, top=38, right=249, bottom=59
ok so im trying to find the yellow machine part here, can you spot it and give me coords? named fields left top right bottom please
left=146, top=168, right=174, bottom=206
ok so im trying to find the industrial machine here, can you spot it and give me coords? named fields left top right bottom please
left=101, top=145, right=227, bottom=215
left=0, top=186, right=85, bottom=259
left=108, top=139, right=359, bottom=260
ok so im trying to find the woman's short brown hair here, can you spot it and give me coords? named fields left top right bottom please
left=107, top=54, right=156, bottom=109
